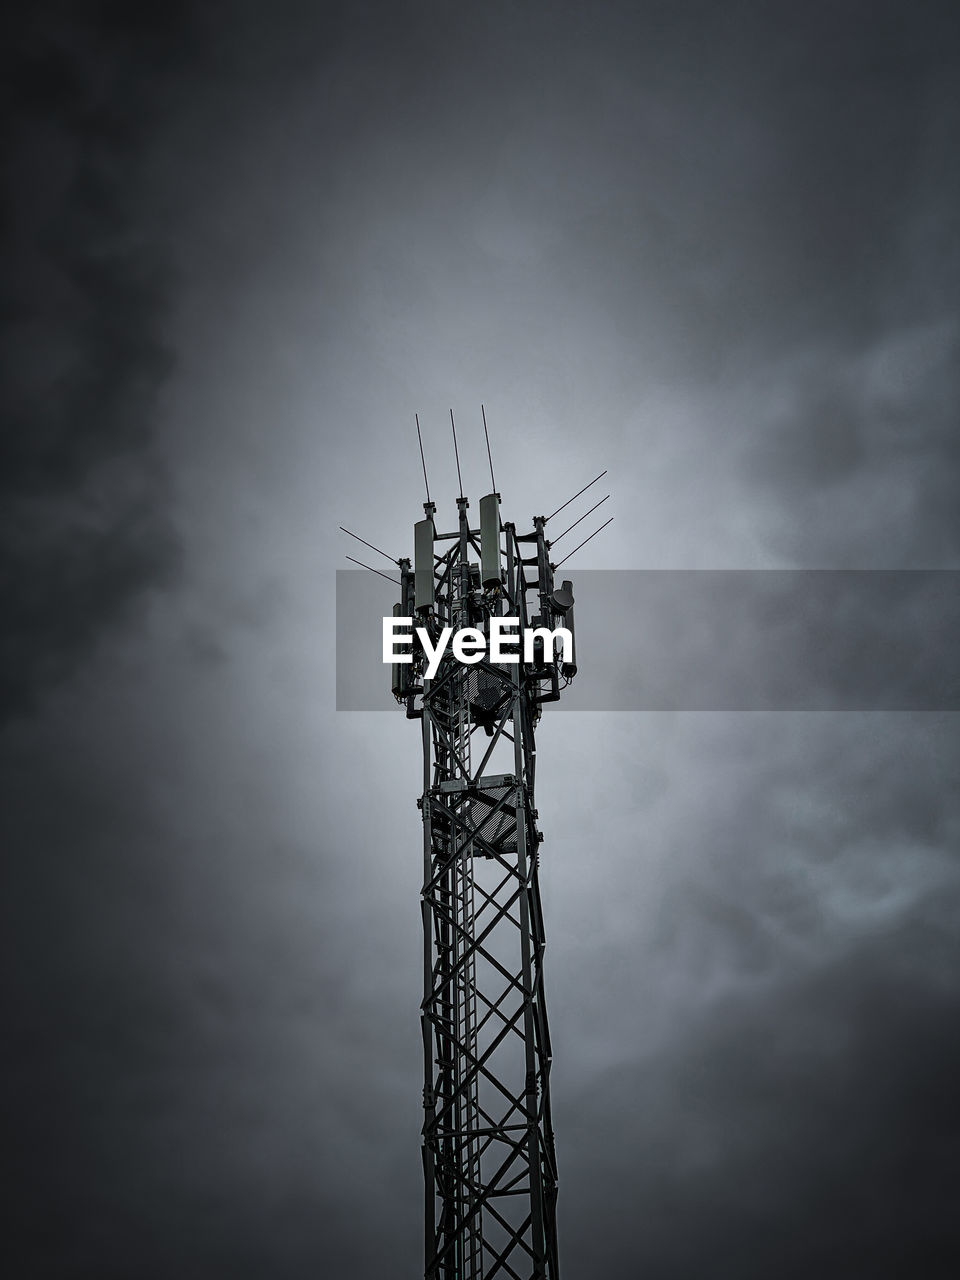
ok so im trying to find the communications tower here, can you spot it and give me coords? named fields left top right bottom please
left=381, top=416, right=609, bottom=1280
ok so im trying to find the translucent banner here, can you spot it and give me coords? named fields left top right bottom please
left=336, top=570, right=960, bottom=711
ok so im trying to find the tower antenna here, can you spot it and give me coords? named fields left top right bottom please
left=339, top=526, right=398, bottom=565
left=554, top=515, right=614, bottom=567
left=344, top=554, right=400, bottom=585
left=450, top=408, right=464, bottom=500
left=416, top=413, right=431, bottom=505
left=545, top=469, right=607, bottom=522
left=481, top=403, right=496, bottom=492
left=550, top=493, right=609, bottom=545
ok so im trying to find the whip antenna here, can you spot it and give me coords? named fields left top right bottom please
left=554, top=515, right=614, bottom=568
left=550, top=494, right=609, bottom=546
left=339, top=526, right=398, bottom=565
left=344, top=554, right=401, bottom=585
left=545, top=469, right=607, bottom=523
left=481, top=403, right=496, bottom=492
left=450, top=408, right=464, bottom=500
left=415, top=413, right=431, bottom=505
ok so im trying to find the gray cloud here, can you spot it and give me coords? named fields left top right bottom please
left=2, top=2, right=958, bottom=1277
left=0, top=5, right=193, bottom=721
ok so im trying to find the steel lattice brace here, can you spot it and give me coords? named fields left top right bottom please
left=405, top=498, right=563, bottom=1280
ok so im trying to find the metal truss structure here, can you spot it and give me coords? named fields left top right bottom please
left=391, top=485, right=583, bottom=1280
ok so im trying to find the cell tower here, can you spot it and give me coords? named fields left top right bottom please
left=344, top=411, right=610, bottom=1280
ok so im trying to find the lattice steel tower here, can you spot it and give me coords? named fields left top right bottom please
left=385, top=423, right=607, bottom=1280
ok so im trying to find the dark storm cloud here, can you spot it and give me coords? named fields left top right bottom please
left=2, top=3, right=959, bottom=1279
left=544, top=709, right=960, bottom=1275
left=0, top=631, right=423, bottom=1275
left=0, top=4, right=198, bottom=721
left=565, top=927, right=960, bottom=1277
left=437, top=0, right=960, bottom=563
left=541, top=0, right=959, bottom=366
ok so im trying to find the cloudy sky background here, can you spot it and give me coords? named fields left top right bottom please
left=2, top=2, right=959, bottom=1275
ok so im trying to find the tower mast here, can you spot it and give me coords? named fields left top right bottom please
left=393, top=465, right=586, bottom=1279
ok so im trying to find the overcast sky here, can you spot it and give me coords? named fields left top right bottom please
left=2, top=2, right=959, bottom=1276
